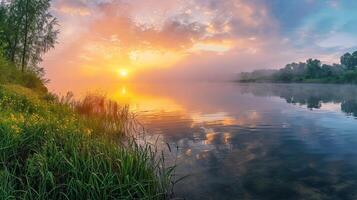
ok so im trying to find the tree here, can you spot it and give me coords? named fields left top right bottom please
left=340, top=52, right=357, bottom=70
left=321, top=64, right=333, bottom=77
left=341, top=53, right=351, bottom=69
left=306, top=59, right=322, bottom=78
left=352, top=51, right=357, bottom=69
left=0, top=2, right=8, bottom=50
left=239, top=51, right=357, bottom=83
left=0, top=0, right=59, bottom=73
left=1, top=0, right=25, bottom=64
left=19, top=0, right=59, bottom=72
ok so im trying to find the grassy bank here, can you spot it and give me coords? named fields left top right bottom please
left=0, top=2, right=176, bottom=198
left=0, top=83, right=174, bottom=199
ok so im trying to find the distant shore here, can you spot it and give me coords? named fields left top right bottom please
left=238, top=51, right=357, bottom=84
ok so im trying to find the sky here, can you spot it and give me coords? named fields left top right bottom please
left=43, top=0, right=357, bottom=92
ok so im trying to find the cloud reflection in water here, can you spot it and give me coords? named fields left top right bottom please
left=109, top=83, right=357, bottom=199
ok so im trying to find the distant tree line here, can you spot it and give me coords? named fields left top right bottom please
left=0, top=0, right=58, bottom=75
left=239, top=51, right=357, bottom=84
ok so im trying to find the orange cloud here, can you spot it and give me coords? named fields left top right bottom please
left=44, top=0, right=284, bottom=91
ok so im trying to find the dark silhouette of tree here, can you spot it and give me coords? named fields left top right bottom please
left=340, top=51, right=357, bottom=70
left=341, top=53, right=352, bottom=69
left=306, top=59, right=322, bottom=79
left=353, top=51, right=357, bottom=68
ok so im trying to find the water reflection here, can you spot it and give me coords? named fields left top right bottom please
left=110, top=83, right=357, bottom=199
left=241, top=83, right=357, bottom=116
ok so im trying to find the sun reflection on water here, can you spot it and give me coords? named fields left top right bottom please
left=106, top=84, right=270, bottom=170
left=59, top=83, right=357, bottom=199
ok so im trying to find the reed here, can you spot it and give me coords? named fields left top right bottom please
left=63, top=92, right=140, bottom=139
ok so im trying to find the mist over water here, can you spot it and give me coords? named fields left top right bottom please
left=106, top=82, right=357, bottom=199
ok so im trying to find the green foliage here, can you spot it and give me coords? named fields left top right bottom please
left=341, top=70, right=357, bottom=83
left=306, top=59, right=322, bottom=79
left=0, top=85, right=175, bottom=199
left=0, top=54, right=47, bottom=93
left=0, top=2, right=176, bottom=198
left=0, top=0, right=58, bottom=72
left=239, top=50, right=357, bottom=84
left=0, top=0, right=55, bottom=95
left=340, top=52, right=357, bottom=70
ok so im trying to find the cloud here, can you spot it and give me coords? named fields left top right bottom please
left=53, top=0, right=91, bottom=16
left=43, top=0, right=357, bottom=91
left=46, top=0, right=275, bottom=69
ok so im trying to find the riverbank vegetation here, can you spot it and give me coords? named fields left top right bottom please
left=0, top=82, right=174, bottom=199
left=239, top=51, right=357, bottom=84
left=0, top=1, right=175, bottom=199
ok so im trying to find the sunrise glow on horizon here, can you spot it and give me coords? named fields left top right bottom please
left=42, top=0, right=357, bottom=92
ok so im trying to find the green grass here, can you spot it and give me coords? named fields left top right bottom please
left=0, top=55, right=47, bottom=94
left=0, top=84, right=175, bottom=200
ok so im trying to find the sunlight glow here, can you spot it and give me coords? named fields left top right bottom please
left=119, top=69, right=128, bottom=78
left=129, top=49, right=184, bottom=68
left=111, top=85, right=185, bottom=112
left=121, top=86, right=127, bottom=95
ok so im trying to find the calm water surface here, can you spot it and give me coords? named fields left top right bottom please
left=113, top=83, right=357, bottom=200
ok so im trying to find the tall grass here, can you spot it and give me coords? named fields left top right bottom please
left=60, top=92, right=140, bottom=139
left=0, top=84, right=176, bottom=199
left=0, top=54, right=47, bottom=94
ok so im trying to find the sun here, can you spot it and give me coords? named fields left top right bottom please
left=119, top=69, right=128, bottom=78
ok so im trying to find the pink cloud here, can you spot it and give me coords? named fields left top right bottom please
left=43, top=0, right=302, bottom=92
